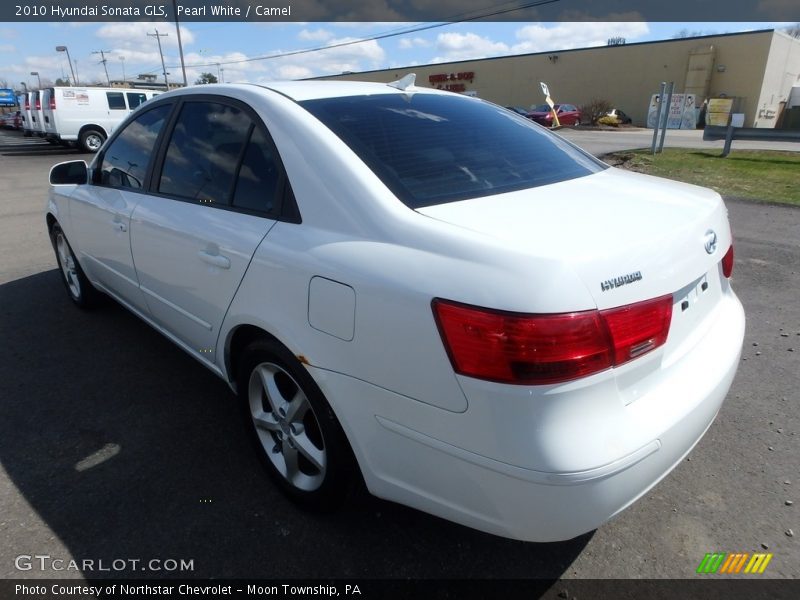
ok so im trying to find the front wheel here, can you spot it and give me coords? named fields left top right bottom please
left=238, top=339, right=357, bottom=510
left=50, top=223, right=103, bottom=309
left=79, top=128, right=105, bottom=153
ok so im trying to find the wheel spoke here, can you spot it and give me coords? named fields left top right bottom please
left=257, top=365, right=285, bottom=415
left=282, top=440, right=301, bottom=482
left=289, top=431, right=325, bottom=472
left=284, top=389, right=308, bottom=423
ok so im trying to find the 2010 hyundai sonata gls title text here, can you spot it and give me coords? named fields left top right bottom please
left=46, top=79, right=745, bottom=542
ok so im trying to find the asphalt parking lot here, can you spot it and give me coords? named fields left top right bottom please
left=0, top=128, right=797, bottom=581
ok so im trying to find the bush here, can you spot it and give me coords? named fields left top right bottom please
left=581, top=98, right=613, bottom=125
left=597, top=115, right=620, bottom=127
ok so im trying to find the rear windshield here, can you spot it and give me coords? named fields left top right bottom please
left=300, top=93, right=604, bottom=208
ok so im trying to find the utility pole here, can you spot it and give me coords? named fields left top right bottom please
left=120, top=56, right=126, bottom=83
left=148, top=29, right=170, bottom=89
left=92, top=50, right=112, bottom=86
left=172, top=0, right=188, bottom=87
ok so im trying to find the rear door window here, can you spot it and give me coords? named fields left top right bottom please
left=232, top=127, right=281, bottom=215
left=157, top=101, right=251, bottom=205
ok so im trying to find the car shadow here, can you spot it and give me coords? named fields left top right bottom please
left=0, top=270, right=591, bottom=579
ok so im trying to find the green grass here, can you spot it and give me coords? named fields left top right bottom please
left=603, top=148, right=800, bottom=205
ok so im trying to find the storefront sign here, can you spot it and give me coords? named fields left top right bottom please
left=429, top=72, right=475, bottom=93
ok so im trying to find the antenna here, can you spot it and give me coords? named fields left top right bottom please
left=388, top=73, right=416, bottom=91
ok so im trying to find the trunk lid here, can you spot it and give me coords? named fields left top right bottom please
left=416, top=167, right=732, bottom=310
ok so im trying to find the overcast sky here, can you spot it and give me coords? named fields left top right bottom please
left=0, top=21, right=792, bottom=89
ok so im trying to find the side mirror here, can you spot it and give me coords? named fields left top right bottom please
left=49, top=160, right=88, bottom=185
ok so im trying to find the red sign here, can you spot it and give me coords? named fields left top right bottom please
left=428, top=72, right=475, bottom=84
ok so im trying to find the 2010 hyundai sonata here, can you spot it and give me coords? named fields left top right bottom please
left=46, top=79, right=745, bottom=542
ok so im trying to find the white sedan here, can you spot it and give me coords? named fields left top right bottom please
left=46, top=79, right=744, bottom=542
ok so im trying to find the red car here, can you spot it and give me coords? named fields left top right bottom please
left=1, top=111, right=22, bottom=130
left=527, top=103, right=582, bottom=126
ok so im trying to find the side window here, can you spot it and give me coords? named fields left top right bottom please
left=232, top=127, right=281, bottom=215
left=98, top=104, right=171, bottom=189
left=158, top=101, right=251, bottom=205
left=126, top=93, right=148, bottom=109
left=107, top=92, right=126, bottom=110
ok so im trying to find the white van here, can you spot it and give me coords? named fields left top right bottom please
left=42, top=87, right=161, bottom=152
left=31, top=90, right=46, bottom=137
left=21, top=92, right=33, bottom=136
left=22, top=91, right=41, bottom=137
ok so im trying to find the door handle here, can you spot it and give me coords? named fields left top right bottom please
left=112, top=220, right=127, bottom=232
left=198, top=250, right=231, bottom=269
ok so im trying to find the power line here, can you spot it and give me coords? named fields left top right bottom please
left=142, top=0, right=559, bottom=74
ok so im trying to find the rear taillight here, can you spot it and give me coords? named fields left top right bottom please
left=35, top=98, right=41, bottom=110
left=24, top=98, right=30, bottom=110
left=433, top=295, right=673, bottom=386
left=721, top=244, right=734, bottom=278
left=601, top=296, right=673, bottom=365
left=49, top=95, right=56, bottom=110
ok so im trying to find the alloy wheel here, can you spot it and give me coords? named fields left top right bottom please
left=248, top=362, right=327, bottom=492
left=56, top=232, right=81, bottom=300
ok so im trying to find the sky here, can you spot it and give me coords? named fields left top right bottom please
left=0, top=20, right=793, bottom=90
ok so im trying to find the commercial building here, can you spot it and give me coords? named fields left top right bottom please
left=316, top=29, right=800, bottom=128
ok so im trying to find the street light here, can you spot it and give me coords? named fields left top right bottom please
left=30, top=71, right=42, bottom=89
left=120, top=56, right=126, bottom=83
left=55, top=45, right=77, bottom=85
left=20, top=82, right=27, bottom=92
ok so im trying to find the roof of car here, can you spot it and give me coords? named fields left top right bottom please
left=160, top=80, right=453, bottom=103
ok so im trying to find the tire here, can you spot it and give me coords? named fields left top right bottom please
left=79, top=128, right=105, bottom=153
left=238, top=339, right=357, bottom=510
left=50, top=223, right=104, bottom=309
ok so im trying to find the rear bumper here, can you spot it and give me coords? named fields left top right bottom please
left=311, top=289, right=745, bottom=541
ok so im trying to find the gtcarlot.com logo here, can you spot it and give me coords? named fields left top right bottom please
left=15, top=554, right=194, bottom=573
left=696, top=552, right=773, bottom=574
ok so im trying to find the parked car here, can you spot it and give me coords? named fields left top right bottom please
left=606, top=108, right=633, bottom=125
left=42, top=86, right=161, bottom=152
left=47, top=80, right=744, bottom=542
left=528, top=103, right=582, bottom=126
left=0, top=111, right=21, bottom=130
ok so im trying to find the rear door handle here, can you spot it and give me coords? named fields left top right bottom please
left=112, top=219, right=127, bottom=232
left=198, top=250, right=231, bottom=269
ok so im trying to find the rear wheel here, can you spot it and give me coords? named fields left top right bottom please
left=50, top=223, right=103, bottom=309
left=79, top=128, right=105, bottom=153
left=238, top=339, right=357, bottom=510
